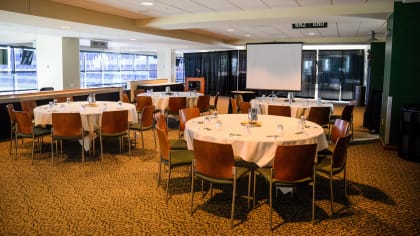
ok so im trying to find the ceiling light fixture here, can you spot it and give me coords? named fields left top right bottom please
left=308, top=32, right=316, bottom=36
left=244, top=34, right=251, bottom=37
left=61, top=26, right=70, bottom=30
left=227, top=29, right=235, bottom=32
left=141, top=2, right=154, bottom=6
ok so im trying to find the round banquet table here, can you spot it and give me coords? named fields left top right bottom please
left=137, top=91, right=202, bottom=112
left=250, top=97, right=333, bottom=118
left=184, top=114, right=328, bottom=167
left=34, top=101, right=138, bottom=131
left=34, top=101, right=137, bottom=151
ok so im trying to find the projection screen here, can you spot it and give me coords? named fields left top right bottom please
left=246, top=43, right=303, bottom=91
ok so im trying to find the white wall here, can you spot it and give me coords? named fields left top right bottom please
left=157, top=49, right=175, bottom=82
left=62, top=37, right=80, bottom=89
left=36, top=35, right=63, bottom=90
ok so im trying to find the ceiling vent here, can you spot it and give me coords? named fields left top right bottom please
left=90, top=40, right=108, bottom=49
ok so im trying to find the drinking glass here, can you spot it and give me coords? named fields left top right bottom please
left=277, top=124, right=284, bottom=137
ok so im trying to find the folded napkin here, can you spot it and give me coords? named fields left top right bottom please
left=240, top=121, right=262, bottom=127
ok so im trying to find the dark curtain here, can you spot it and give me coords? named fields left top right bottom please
left=184, top=50, right=246, bottom=96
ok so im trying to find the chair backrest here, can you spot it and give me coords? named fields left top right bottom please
left=213, top=92, right=220, bottom=107
left=52, top=113, right=82, bottom=137
left=20, top=100, right=37, bottom=119
left=156, top=126, right=170, bottom=161
left=121, top=92, right=130, bottom=103
left=141, top=105, right=155, bottom=128
left=193, top=139, right=235, bottom=179
left=341, top=104, right=354, bottom=123
left=179, top=108, right=200, bottom=132
left=136, top=96, right=153, bottom=113
left=267, top=105, right=291, bottom=117
left=134, top=89, right=146, bottom=97
left=13, top=111, right=33, bottom=135
left=331, top=133, right=352, bottom=169
left=196, top=95, right=210, bottom=112
left=156, top=114, right=169, bottom=135
left=101, top=110, right=128, bottom=134
left=273, top=143, right=317, bottom=181
left=167, top=97, right=187, bottom=114
left=239, top=101, right=251, bottom=114
left=230, top=97, right=238, bottom=114
left=331, top=119, right=350, bottom=144
left=307, top=106, right=331, bottom=126
left=6, top=104, right=15, bottom=125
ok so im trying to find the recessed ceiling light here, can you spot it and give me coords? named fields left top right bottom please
left=141, top=2, right=154, bottom=6
left=227, top=28, right=235, bottom=32
left=244, top=34, right=251, bottom=37
left=61, top=26, right=70, bottom=30
left=308, top=32, right=316, bottom=36
left=129, top=38, right=137, bottom=41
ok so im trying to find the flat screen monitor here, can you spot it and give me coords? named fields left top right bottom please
left=246, top=43, right=302, bottom=91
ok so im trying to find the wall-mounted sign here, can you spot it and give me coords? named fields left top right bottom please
left=292, top=22, right=328, bottom=29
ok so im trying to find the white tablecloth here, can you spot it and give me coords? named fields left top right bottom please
left=250, top=98, right=333, bottom=118
left=184, top=114, right=328, bottom=167
left=34, top=101, right=137, bottom=150
left=137, top=92, right=202, bottom=112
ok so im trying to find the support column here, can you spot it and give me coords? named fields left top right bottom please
left=157, top=49, right=175, bottom=82
left=35, top=36, right=79, bottom=90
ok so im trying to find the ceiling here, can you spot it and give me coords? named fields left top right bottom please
left=0, top=0, right=408, bottom=53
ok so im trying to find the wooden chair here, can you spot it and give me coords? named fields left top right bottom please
left=330, top=104, right=354, bottom=139
left=196, top=95, right=210, bottom=115
left=267, top=105, right=291, bottom=117
left=13, top=110, right=50, bottom=164
left=6, top=104, right=16, bottom=158
left=156, top=114, right=188, bottom=150
left=254, top=143, right=318, bottom=229
left=239, top=101, right=251, bottom=114
left=129, top=105, right=156, bottom=151
left=121, top=92, right=130, bottom=103
left=307, top=106, right=331, bottom=128
left=165, top=97, right=187, bottom=127
left=179, top=108, right=200, bottom=139
left=156, top=126, right=194, bottom=203
left=191, top=139, right=251, bottom=227
left=209, top=92, right=220, bottom=112
left=97, top=110, right=130, bottom=160
left=230, top=96, right=238, bottom=114
left=20, top=100, right=37, bottom=120
left=318, top=119, right=350, bottom=156
left=51, top=113, right=88, bottom=164
left=316, top=133, right=352, bottom=215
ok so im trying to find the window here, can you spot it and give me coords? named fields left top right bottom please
left=0, top=46, right=37, bottom=94
left=80, top=51, right=158, bottom=88
left=175, top=57, right=184, bottom=83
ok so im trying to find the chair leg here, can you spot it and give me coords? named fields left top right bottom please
left=329, top=173, right=334, bottom=214
left=165, top=168, right=172, bottom=204
left=253, top=171, right=257, bottom=208
left=231, top=175, right=237, bottom=228
left=247, top=172, right=251, bottom=209
left=51, top=137, right=54, bottom=164
left=344, top=167, right=347, bottom=198
left=31, top=134, right=35, bottom=165
left=269, top=178, right=273, bottom=230
left=141, top=130, right=145, bottom=151
left=9, top=128, right=13, bottom=158
left=127, top=133, right=131, bottom=158
left=312, top=168, right=316, bottom=224
left=152, top=128, right=157, bottom=149
left=190, top=170, right=195, bottom=215
left=100, top=134, right=104, bottom=162
left=157, top=159, right=162, bottom=186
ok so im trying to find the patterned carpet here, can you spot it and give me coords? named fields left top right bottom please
left=0, top=127, right=419, bottom=235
